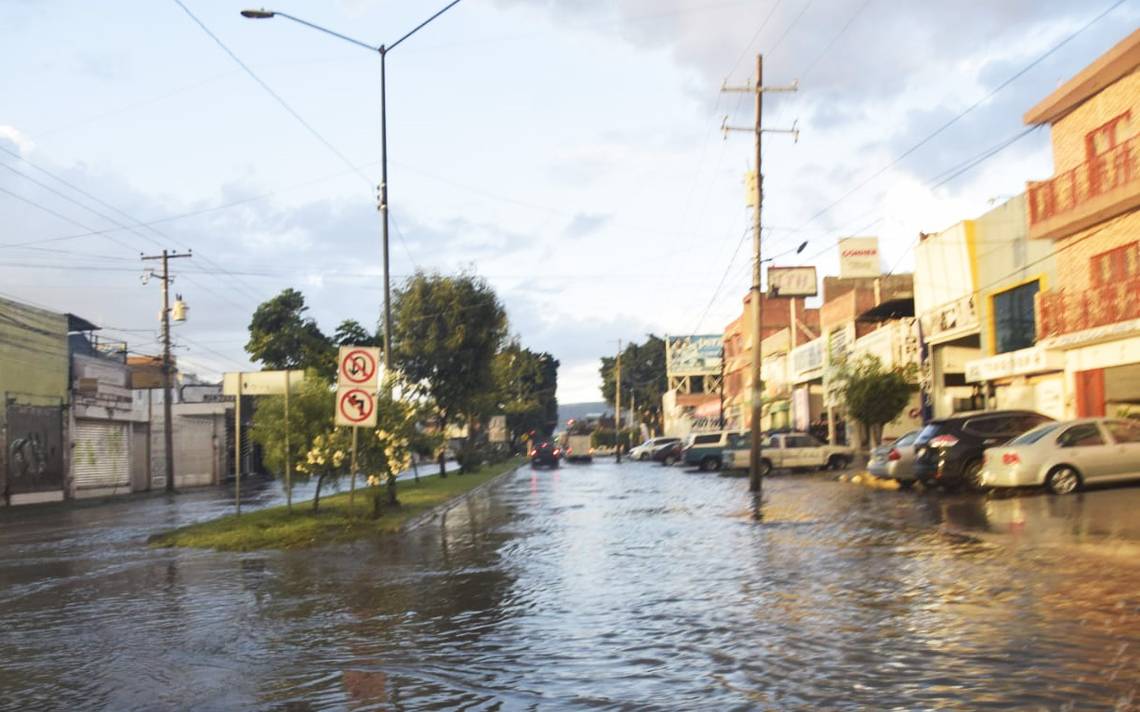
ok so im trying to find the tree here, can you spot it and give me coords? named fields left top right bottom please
left=840, top=355, right=916, bottom=447
left=599, top=335, right=667, bottom=434
left=246, top=289, right=335, bottom=380
left=392, top=271, right=508, bottom=476
left=333, top=319, right=380, bottom=348
left=493, top=341, right=559, bottom=449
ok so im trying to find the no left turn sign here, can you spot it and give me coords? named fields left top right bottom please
left=338, top=346, right=381, bottom=388
left=336, top=387, right=378, bottom=428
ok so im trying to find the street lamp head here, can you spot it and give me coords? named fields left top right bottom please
left=240, top=9, right=276, bottom=19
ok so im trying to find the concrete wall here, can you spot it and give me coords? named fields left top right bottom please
left=914, top=221, right=977, bottom=317
left=0, top=297, right=69, bottom=411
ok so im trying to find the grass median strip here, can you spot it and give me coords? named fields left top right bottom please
left=150, top=458, right=523, bottom=552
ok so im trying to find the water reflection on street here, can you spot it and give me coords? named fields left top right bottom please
left=1, top=460, right=1138, bottom=709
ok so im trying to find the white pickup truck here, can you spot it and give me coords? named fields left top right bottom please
left=724, top=432, right=854, bottom=475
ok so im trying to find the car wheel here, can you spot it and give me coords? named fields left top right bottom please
left=1046, top=465, right=1082, bottom=495
left=664, top=454, right=677, bottom=466
left=758, top=459, right=772, bottom=477
left=962, top=459, right=986, bottom=491
left=896, top=478, right=915, bottom=490
left=638, top=452, right=648, bottom=461
left=699, top=456, right=720, bottom=472
left=827, top=454, right=847, bottom=470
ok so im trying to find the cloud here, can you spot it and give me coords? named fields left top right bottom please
left=0, top=125, right=35, bottom=155
left=563, top=212, right=610, bottom=239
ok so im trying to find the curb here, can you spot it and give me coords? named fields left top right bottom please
left=401, top=461, right=525, bottom=533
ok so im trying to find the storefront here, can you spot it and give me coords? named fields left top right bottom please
left=790, top=338, right=825, bottom=434
left=1040, top=321, right=1140, bottom=418
left=964, top=345, right=1066, bottom=420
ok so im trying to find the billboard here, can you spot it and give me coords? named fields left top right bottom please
left=767, top=265, right=818, bottom=297
left=666, top=334, right=723, bottom=376
left=838, top=236, right=880, bottom=278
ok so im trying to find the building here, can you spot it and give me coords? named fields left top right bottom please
left=1, top=296, right=70, bottom=505
left=663, top=334, right=724, bottom=437
left=1024, top=29, right=1140, bottom=419
left=962, top=194, right=1063, bottom=417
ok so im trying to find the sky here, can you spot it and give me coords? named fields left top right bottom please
left=1, top=0, right=1137, bottom=403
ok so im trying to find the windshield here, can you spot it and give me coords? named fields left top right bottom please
left=915, top=423, right=944, bottom=443
left=1011, top=423, right=1063, bottom=445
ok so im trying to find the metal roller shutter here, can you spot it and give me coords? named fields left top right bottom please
left=73, top=420, right=130, bottom=491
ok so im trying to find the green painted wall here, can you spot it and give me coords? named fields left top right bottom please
left=0, top=297, right=70, bottom=419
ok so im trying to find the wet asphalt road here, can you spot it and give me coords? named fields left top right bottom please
left=1, top=458, right=1139, bottom=710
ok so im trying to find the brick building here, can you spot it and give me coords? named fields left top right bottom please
left=1025, top=29, right=1140, bottom=418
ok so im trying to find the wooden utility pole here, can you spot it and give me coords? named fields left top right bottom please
left=721, top=54, right=798, bottom=493
left=615, top=339, right=623, bottom=464
left=141, top=249, right=191, bottom=493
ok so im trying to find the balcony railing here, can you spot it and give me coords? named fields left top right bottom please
left=1037, top=277, right=1140, bottom=340
left=1027, top=134, right=1140, bottom=240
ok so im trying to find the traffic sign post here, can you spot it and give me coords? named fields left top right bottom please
left=336, top=346, right=382, bottom=504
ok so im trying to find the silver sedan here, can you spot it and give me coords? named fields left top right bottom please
left=979, top=418, right=1140, bottom=495
left=868, top=430, right=921, bottom=488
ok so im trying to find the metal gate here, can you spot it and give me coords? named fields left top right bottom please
left=72, top=420, right=130, bottom=492
left=3, top=404, right=65, bottom=498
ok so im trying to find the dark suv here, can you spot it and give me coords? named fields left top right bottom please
left=913, top=410, right=1054, bottom=490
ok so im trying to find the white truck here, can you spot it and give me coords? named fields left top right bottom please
left=563, top=433, right=594, bottom=463
left=724, top=432, right=854, bottom=475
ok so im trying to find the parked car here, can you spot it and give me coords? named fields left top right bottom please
left=530, top=440, right=561, bottom=468
left=724, top=432, right=854, bottom=474
left=563, top=433, right=594, bottom=463
left=682, top=430, right=747, bottom=471
left=629, top=436, right=681, bottom=461
left=868, top=430, right=921, bottom=488
left=980, top=418, right=1140, bottom=494
left=913, top=410, right=1054, bottom=490
left=650, top=440, right=683, bottom=466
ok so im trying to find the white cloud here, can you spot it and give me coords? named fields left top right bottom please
left=0, top=125, right=35, bottom=155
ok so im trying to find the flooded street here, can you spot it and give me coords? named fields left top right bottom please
left=2, top=459, right=1139, bottom=710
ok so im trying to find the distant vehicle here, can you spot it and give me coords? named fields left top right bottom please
left=629, top=437, right=681, bottom=461
left=913, top=410, right=1054, bottom=490
left=530, top=440, right=561, bottom=468
left=868, top=430, right=921, bottom=488
left=724, top=432, right=854, bottom=475
left=563, top=433, right=594, bottom=463
left=980, top=418, right=1140, bottom=495
left=650, top=440, right=683, bottom=466
left=682, top=430, right=747, bottom=471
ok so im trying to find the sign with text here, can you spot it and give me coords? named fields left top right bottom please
left=223, top=370, right=305, bottom=396
left=838, top=236, right=880, bottom=278
left=767, top=265, right=818, bottom=297
left=336, top=387, right=378, bottom=427
left=666, top=335, right=723, bottom=376
left=338, top=346, right=381, bottom=388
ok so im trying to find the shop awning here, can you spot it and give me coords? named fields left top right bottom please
left=857, top=297, right=914, bottom=322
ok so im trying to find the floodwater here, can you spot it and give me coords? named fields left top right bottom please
left=2, top=460, right=1139, bottom=710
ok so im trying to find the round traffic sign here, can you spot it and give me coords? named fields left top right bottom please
left=338, top=388, right=375, bottom=424
left=340, top=349, right=377, bottom=384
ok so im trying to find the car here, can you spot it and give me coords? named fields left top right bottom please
left=529, top=440, right=561, bottom=468
left=563, top=433, right=594, bottom=463
left=912, top=409, right=1054, bottom=491
left=650, top=440, right=683, bottom=466
left=980, top=418, right=1140, bottom=495
left=723, top=431, right=854, bottom=474
left=681, top=430, right=747, bottom=471
left=868, top=430, right=921, bottom=488
left=629, top=436, right=681, bottom=461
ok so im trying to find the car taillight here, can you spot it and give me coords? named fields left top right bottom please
left=553, top=448, right=561, bottom=456
left=929, top=435, right=959, bottom=448
left=529, top=450, right=536, bottom=457
left=888, top=448, right=901, bottom=461
left=1002, top=452, right=1020, bottom=465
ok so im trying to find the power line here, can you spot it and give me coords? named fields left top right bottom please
left=767, top=0, right=814, bottom=57
left=799, top=0, right=871, bottom=82
left=726, top=0, right=784, bottom=79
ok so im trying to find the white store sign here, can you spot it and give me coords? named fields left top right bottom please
left=965, top=346, right=1064, bottom=382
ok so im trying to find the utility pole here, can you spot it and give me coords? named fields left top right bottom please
left=615, top=339, right=622, bottom=464
left=141, top=249, right=192, bottom=493
left=722, top=54, right=798, bottom=494
left=719, top=346, right=726, bottom=429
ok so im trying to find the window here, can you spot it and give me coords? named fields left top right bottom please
left=785, top=435, right=820, bottom=448
left=1105, top=420, right=1140, bottom=444
left=1090, top=241, right=1140, bottom=288
left=963, top=417, right=1003, bottom=437
left=1057, top=423, right=1105, bottom=448
left=894, top=431, right=919, bottom=447
left=693, top=434, right=720, bottom=445
left=992, top=280, right=1040, bottom=354
left=1012, top=423, right=1062, bottom=445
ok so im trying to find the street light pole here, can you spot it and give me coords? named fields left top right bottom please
left=242, top=3, right=464, bottom=373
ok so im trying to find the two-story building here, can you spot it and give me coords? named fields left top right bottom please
left=1024, top=29, right=1140, bottom=419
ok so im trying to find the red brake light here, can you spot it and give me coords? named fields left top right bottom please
left=529, top=450, right=536, bottom=457
left=553, top=448, right=561, bottom=456
left=888, top=448, right=901, bottom=461
left=929, top=435, right=959, bottom=448
left=1002, top=452, right=1020, bottom=465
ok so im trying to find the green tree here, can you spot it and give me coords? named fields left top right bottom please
left=392, top=271, right=508, bottom=476
left=840, top=355, right=917, bottom=447
left=599, top=335, right=667, bottom=435
left=333, top=319, right=380, bottom=348
left=493, top=340, right=559, bottom=450
left=246, top=288, right=335, bottom=380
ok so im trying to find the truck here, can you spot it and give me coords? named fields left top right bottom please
left=723, top=432, right=854, bottom=475
left=561, top=433, right=594, bottom=463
